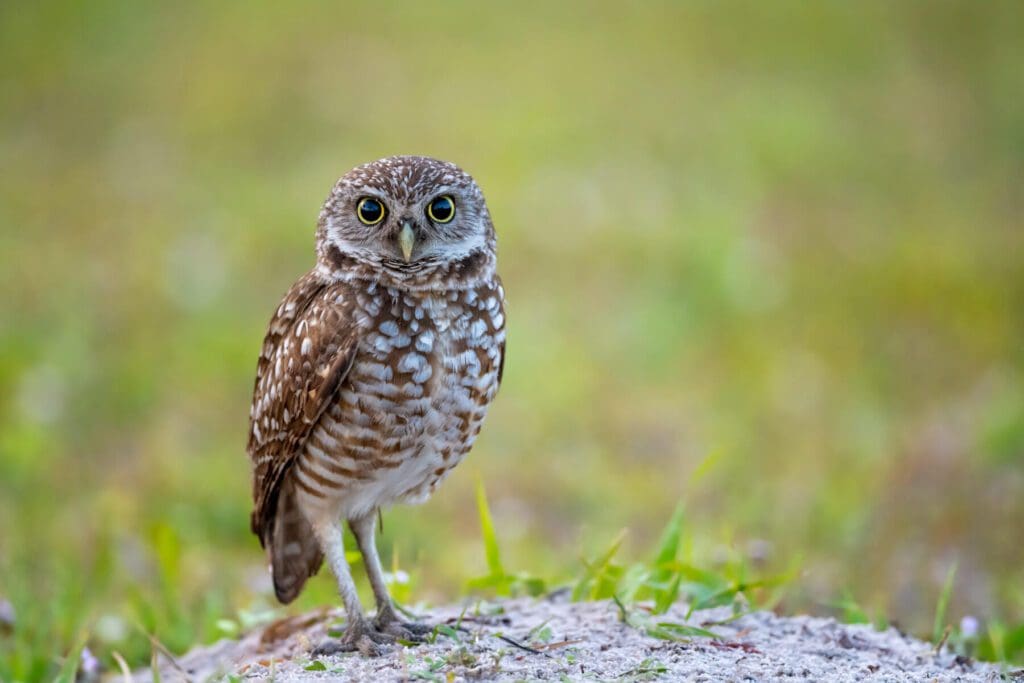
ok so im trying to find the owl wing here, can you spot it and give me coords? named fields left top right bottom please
left=247, top=271, right=359, bottom=546
left=495, top=275, right=506, bottom=387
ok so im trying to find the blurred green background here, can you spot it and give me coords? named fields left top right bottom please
left=2, top=0, right=1023, bottom=677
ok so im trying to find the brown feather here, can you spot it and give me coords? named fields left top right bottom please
left=246, top=271, right=359, bottom=549
left=269, top=477, right=323, bottom=603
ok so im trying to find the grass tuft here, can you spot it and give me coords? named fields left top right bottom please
left=466, top=479, right=547, bottom=597
left=474, top=488, right=787, bottom=646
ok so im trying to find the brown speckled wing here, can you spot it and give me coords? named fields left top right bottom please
left=247, top=271, right=359, bottom=546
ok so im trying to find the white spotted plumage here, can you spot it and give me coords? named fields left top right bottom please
left=292, top=281, right=505, bottom=521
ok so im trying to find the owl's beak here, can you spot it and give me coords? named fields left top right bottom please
left=398, top=221, right=416, bottom=261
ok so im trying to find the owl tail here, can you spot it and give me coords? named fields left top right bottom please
left=269, top=476, right=324, bottom=604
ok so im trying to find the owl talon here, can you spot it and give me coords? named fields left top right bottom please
left=374, top=605, right=432, bottom=641
left=403, top=621, right=434, bottom=636
left=380, top=620, right=432, bottom=642
left=353, top=633, right=391, bottom=657
left=312, top=619, right=395, bottom=658
left=311, top=638, right=347, bottom=657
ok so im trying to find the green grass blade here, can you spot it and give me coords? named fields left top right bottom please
left=685, top=449, right=723, bottom=494
left=650, top=621, right=720, bottom=640
left=53, top=632, right=87, bottom=683
left=933, top=562, right=958, bottom=644
left=475, top=479, right=504, bottom=578
left=653, top=504, right=685, bottom=570
left=654, top=572, right=682, bottom=614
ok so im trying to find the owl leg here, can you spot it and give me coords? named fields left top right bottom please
left=349, top=512, right=432, bottom=640
left=310, top=518, right=392, bottom=657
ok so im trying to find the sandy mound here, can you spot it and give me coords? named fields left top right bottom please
left=136, top=597, right=1008, bottom=682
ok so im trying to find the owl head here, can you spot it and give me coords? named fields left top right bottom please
left=315, top=156, right=496, bottom=287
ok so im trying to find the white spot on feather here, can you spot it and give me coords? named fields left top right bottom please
left=469, top=319, right=487, bottom=340
left=398, top=352, right=427, bottom=375
left=415, top=330, right=435, bottom=353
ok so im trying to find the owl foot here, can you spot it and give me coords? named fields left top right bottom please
left=374, top=605, right=433, bottom=642
left=378, top=619, right=433, bottom=642
left=312, top=618, right=395, bottom=658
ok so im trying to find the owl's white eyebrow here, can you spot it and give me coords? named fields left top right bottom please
left=418, top=186, right=458, bottom=200
left=353, top=188, right=390, bottom=202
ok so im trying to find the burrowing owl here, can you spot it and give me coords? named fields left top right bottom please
left=247, top=156, right=505, bottom=655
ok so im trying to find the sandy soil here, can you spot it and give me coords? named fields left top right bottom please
left=135, top=596, right=1011, bottom=682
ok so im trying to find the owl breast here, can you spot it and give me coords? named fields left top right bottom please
left=292, top=278, right=505, bottom=521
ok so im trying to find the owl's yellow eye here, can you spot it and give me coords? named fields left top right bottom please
left=426, top=195, right=456, bottom=223
left=356, top=197, right=386, bottom=225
